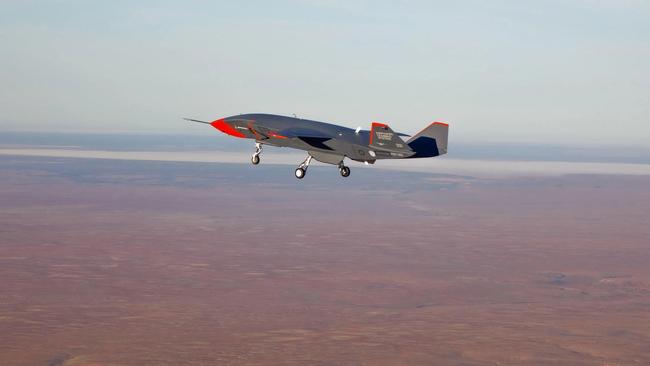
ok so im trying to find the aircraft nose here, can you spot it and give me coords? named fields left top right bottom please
left=210, top=118, right=246, bottom=138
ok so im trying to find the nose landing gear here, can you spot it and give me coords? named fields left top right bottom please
left=251, top=143, right=262, bottom=165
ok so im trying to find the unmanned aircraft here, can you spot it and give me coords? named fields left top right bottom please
left=185, top=113, right=448, bottom=179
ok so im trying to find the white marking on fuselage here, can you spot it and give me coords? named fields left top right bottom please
left=376, top=132, right=393, bottom=141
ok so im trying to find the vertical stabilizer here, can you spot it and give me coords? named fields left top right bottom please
left=369, top=122, right=412, bottom=154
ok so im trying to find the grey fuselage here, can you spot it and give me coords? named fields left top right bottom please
left=218, top=113, right=420, bottom=164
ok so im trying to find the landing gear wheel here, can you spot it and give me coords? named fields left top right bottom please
left=251, top=154, right=260, bottom=165
left=295, top=168, right=306, bottom=179
left=295, top=155, right=312, bottom=180
left=339, top=166, right=350, bottom=177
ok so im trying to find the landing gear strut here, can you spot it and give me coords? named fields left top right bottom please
left=251, top=142, right=262, bottom=165
left=295, top=155, right=313, bottom=179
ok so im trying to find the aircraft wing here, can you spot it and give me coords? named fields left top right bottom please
left=277, top=127, right=335, bottom=150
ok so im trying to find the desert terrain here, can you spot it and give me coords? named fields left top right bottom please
left=1, top=155, right=649, bottom=365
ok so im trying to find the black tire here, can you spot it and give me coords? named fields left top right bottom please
left=340, top=166, right=350, bottom=177
left=295, top=168, right=306, bottom=179
left=251, top=155, right=260, bottom=165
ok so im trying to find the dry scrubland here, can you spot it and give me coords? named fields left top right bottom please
left=1, top=156, right=649, bottom=365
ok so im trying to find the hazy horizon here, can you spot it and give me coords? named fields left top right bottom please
left=2, top=130, right=650, bottom=162
left=3, top=131, right=650, bottom=178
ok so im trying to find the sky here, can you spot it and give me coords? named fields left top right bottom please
left=1, top=0, right=649, bottom=146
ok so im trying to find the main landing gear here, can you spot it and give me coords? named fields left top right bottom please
left=295, top=155, right=312, bottom=179
left=338, top=162, right=351, bottom=177
left=251, top=142, right=262, bottom=165
left=293, top=155, right=351, bottom=179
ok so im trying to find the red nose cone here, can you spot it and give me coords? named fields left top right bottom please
left=210, top=118, right=246, bottom=138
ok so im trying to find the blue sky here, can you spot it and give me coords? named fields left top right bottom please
left=1, top=1, right=649, bottom=145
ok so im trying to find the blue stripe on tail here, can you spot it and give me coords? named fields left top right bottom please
left=407, top=136, right=439, bottom=158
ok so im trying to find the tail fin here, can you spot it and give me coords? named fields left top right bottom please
left=406, top=122, right=449, bottom=158
left=369, top=122, right=413, bottom=154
